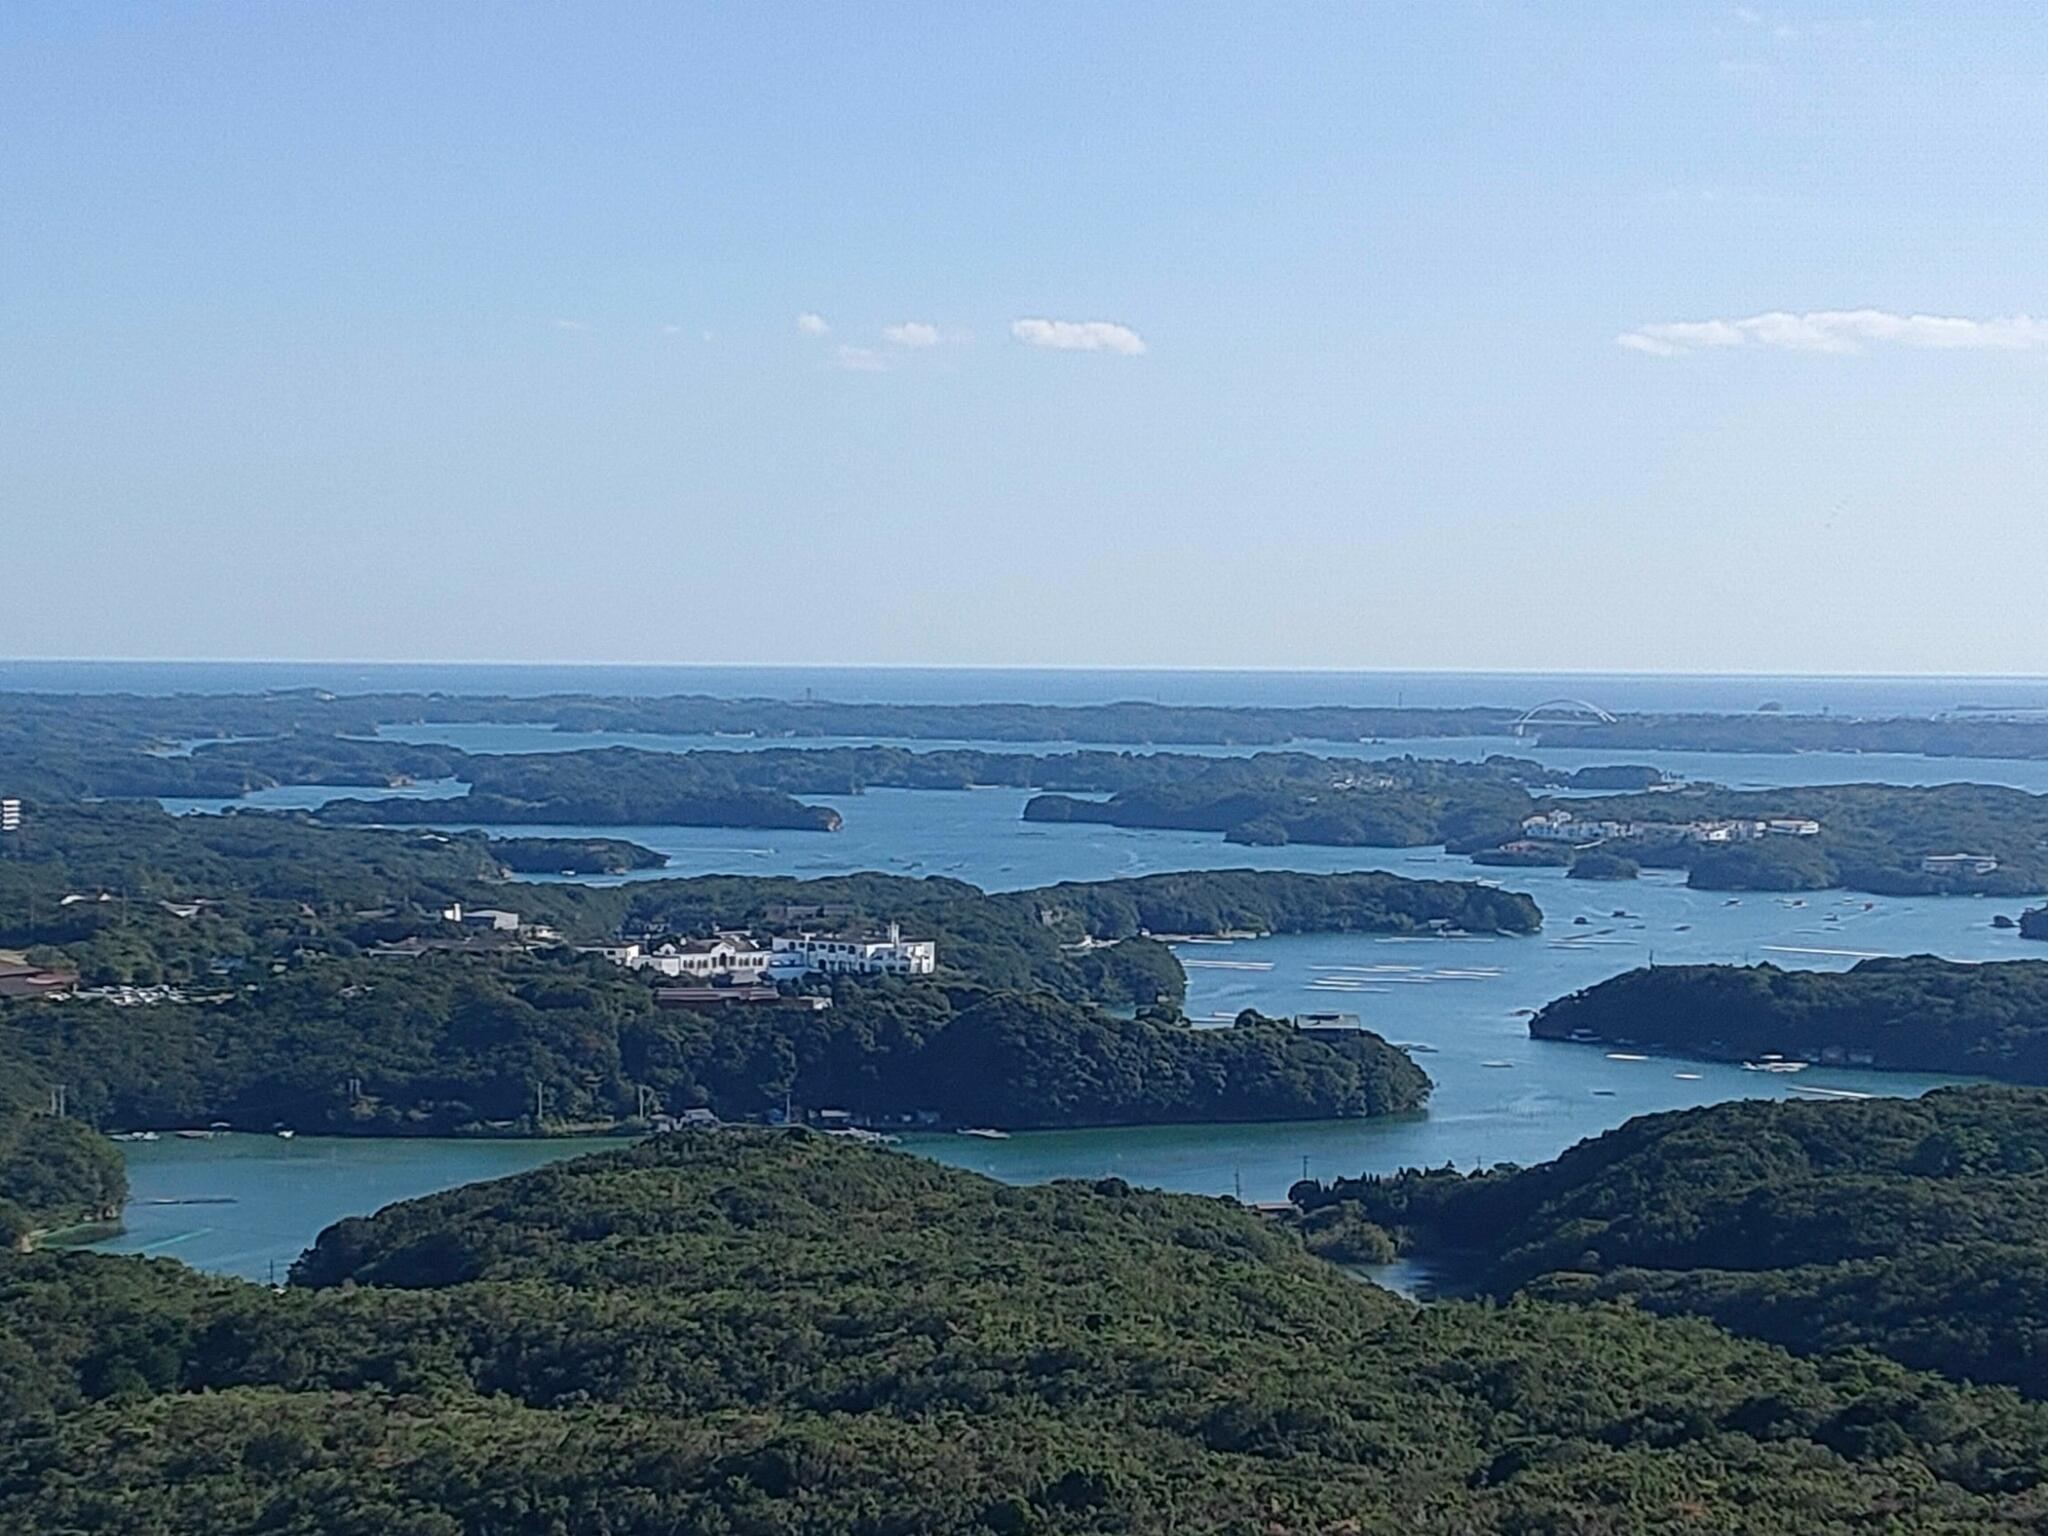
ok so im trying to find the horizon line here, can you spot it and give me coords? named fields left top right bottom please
left=6, top=656, right=2048, bottom=686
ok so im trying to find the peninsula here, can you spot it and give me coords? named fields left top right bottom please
left=7, top=1127, right=2047, bottom=1531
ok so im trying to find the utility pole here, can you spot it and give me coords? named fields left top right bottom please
left=49, top=1083, right=67, bottom=1117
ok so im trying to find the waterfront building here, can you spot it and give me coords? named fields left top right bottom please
left=1293, top=1011, right=1366, bottom=1041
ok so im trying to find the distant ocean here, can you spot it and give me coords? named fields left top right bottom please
left=4, top=660, right=2048, bottom=717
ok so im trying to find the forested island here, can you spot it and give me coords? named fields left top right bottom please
left=3, top=963, right=1429, bottom=1136
left=1529, top=956, right=2048, bottom=1079
left=12, top=722, right=1633, bottom=835
left=486, top=835, right=670, bottom=874
left=1033, top=774, right=2048, bottom=894
left=9, top=1127, right=2048, bottom=1532
left=20, top=683, right=2048, bottom=759
left=1523, top=781, right=2048, bottom=894
left=1292, top=1086, right=2048, bottom=1401
left=1, top=805, right=1532, bottom=1134
left=1022, top=755, right=1543, bottom=849
left=15, top=696, right=2048, bottom=896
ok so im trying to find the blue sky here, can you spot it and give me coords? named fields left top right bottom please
left=4, top=3, right=2046, bottom=671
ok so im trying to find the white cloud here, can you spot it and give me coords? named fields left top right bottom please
left=1010, top=318, right=1147, bottom=355
left=796, top=312, right=831, bottom=336
left=881, top=321, right=941, bottom=348
left=550, top=317, right=589, bottom=333
left=1617, top=310, right=2048, bottom=357
left=834, top=344, right=890, bottom=373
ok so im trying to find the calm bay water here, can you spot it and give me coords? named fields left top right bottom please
left=78, top=665, right=2048, bottom=1280
left=96, top=1137, right=601, bottom=1281
left=98, top=858, right=2019, bottom=1280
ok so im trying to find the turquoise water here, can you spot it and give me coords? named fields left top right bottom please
left=96, top=1136, right=603, bottom=1281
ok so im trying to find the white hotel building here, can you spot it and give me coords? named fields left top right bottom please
left=583, top=926, right=936, bottom=980
left=769, top=925, right=937, bottom=978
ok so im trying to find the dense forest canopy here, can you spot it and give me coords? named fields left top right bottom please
left=9, top=1129, right=2048, bottom=1531
left=3, top=807, right=1518, bottom=1133
left=0, top=1109, right=126, bottom=1248
left=0, top=963, right=1429, bottom=1134
left=1531, top=956, right=2048, bottom=1079
left=1293, top=1087, right=2048, bottom=1401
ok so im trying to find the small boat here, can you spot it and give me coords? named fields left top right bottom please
left=275, top=1129, right=296, bottom=1140
left=1673, top=1072, right=1703, bottom=1081
left=1605, top=1052, right=1649, bottom=1062
left=1481, top=1060, right=1515, bottom=1069
left=1591, top=1088, right=1617, bottom=1097
left=956, top=1127, right=1010, bottom=1140
left=1742, top=1060, right=1809, bottom=1074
